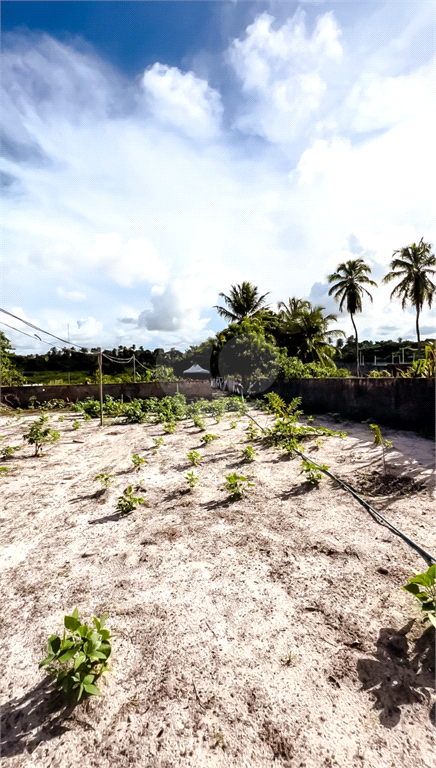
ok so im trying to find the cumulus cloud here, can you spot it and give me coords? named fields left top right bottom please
left=141, top=63, right=223, bottom=140
left=228, top=10, right=342, bottom=142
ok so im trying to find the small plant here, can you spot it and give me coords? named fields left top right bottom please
left=186, top=470, right=199, bottom=489
left=132, top=454, right=145, bottom=471
left=307, top=415, right=314, bottom=424
left=187, top=450, right=202, bottom=466
left=1, top=445, right=22, bottom=459
left=241, top=445, right=258, bottom=462
left=192, top=415, right=205, bottom=431
left=300, top=459, right=328, bottom=485
left=225, top=472, right=254, bottom=500
left=314, top=438, right=323, bottom=450
left=83, top=413, right=92, bottom=422
left=23, top=413, right=60, bottom=456
left=116, top=485, right=144, bottom=515
left=95, top=472, right=115, bottom=488
left=0, top=466, right=8, bottom=476
left=39, top=608, right=112, bottom=701
left=246, top=423, right=259, bottom=442
left=200, top=433, right=219, bottom=445
left=28, top=395, right=40, bottom=410
left=402, top=564, right=435, bottom=627
left=72, top=420, right=81, bottom=430
left=152, top=436, right=164, bottom=454
left=369, top=423, right=393, bottom=475
left=229, top=420, right=237, bottom=429
left=58, top=415, right=65, bottom=422
left=163, top=421, right=176, bottom=434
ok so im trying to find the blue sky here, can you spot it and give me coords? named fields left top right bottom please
left=2, top=1, right=435, bottom=353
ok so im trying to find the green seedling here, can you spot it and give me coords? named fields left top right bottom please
left=307, top=415, right=314, bottom=424
left=72, top=420, right=81, bottom=430
left=58, top=415, right=65, bottom=422
left=246, top=423, right=259, bottom=442
left=0, top=466, right=8, bottom=476
left=402, top=564, right=435, bottom=627
left=163, top=421, right=176, bottom=434
left=200, top=433, right=219, bottom=445
left=283, top=439, right=299, bottom=458
left=369, top=423, right=393, bottom=475
left=132, top=454, right=145, bottom=471
left=192, top=415, right=205, bottom=431
left=315, top=438, right=323, bottom=450
left=300, top=459, right=329, bottom=485
left=152, top=436, right=164, bottom=454
left=116, top=485, right=144, bottom=515
left=83, top=413, right=92, bottom=422
left=241, top=445, right=258, bottom=462
left=225, top=472, right=254, bottom=500
left=187, top=450, right=202, bottom=466
left=229, top=420, right=237, bottom=429
left=23, top=413, right=60, bottom=456
left=39, top=608, right=112, bottom=702
left=1, top=445, right=22, bottom=459
left=186, top=470, right=199, bottom=489
left=95, top=472, right=115, bottom=488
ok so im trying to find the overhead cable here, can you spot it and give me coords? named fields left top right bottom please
left=0, top=307, right=75, bottom=347
left=0, top=320, right=53, bottom=346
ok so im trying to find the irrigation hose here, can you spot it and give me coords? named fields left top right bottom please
left=243, top=405, right=436, bottom=567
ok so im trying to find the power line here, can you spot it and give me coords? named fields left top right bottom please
left=0, top=320, right=53, bottom=346
left=0, top=307, right=75, bottom=347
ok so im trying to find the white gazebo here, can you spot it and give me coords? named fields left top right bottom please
left=182, top=364, right=210, bottom=379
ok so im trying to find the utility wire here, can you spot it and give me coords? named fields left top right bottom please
left=0, top=307, right=76, bottom=347
left=0, top=320, right=53, bottom=346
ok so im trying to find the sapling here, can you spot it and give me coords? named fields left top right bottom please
left=39, top=607, right=112, bottom=701
left=72, top=420, right=81, bottom=430
left=200, top=433, right=219, bottom=445
left=187, top=450, right=202, bottom=466
left=229, top=420, right=237, bottom=429
left=116, top=486, right=144, bottom=515
left=369, top=424, right=393, bottom=475
left=402, top=564, right=435, bottom=627
left=23, top=413, right=60, bottom=456
left=300, top=460, right=329, bottom=485
left=131, top=454, right=145, bottom=471
left=246, top=423, right=259, bottom=442
left=95, top=472, right=115, bottom=488
left=225, top=473, right=254, bottom=500
left=0, top=466, right=8, bottom=476
left=241, top=445, right=258, bottom=462
left=58, top=415, right=65, bottom=422
left=186, top=470, right=199, bottom=489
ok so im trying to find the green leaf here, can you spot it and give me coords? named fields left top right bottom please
left=91, top=650, right=107, bottom=660
left=82, top=674, right=95, bottom=685
left=39, top=654, right=55, bottom=668
left=83, top=684, right=100, bottom=696
left=64, top=615, right=81, bottom=632
left=427, top=613, right=436, bottom=627
left=58, top=648, right=77, bottom=663
left=74, top=653, right=87, bottom=671
left=47, top=635, right=61, bottom=655
left=93, top=616, right=101, bottom=631
left=77, top=684, right=84, bottom=701
left=72, top=607, right=80, bottom=619
left=403, top=583, right=421, bottom=595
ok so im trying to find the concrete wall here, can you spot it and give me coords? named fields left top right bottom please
left=264, top=378, right=435, bottom=435
left=0, top=380, right=212, bottom=408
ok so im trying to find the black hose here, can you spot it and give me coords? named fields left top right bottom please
left=245, top=406, right=436, bottom=567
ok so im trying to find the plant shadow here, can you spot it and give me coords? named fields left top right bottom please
left=280, top=482, right=318, bottom=498
left=356, top=621, right=435, bottom=728
left=88, top=511, right=123, bottom=525
left=0, top=678, right=78, bottom=758
left=69, top=488, right=106, bottom=504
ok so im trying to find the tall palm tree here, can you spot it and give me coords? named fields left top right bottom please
left=382, top=237, right=435, bottom=350
left=214, top=281, right=271, bottom=323
left=283, top=304, right=345, bottom=368
left=327, top=259, right=377, bottom=376
left=277, top=296, right=311, bottom=323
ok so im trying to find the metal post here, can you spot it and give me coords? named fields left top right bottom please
left=98, top=348, right=103, bottom=426
left=133, top=352, right=136, bottom=383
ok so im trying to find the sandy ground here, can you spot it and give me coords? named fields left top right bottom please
left=0, top=403, right=435, bottom=768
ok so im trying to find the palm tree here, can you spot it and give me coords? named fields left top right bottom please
left=327, top=259, right=377, bottom=376
left=382, top=238, right=435, bottom=350
left=277, top=296, right=311, bottom=323
left=214, top=282, right=271, bottom=324
left=283, top=304, right=345, bottom=368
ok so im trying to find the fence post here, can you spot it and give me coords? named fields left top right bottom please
left=98, top=348, right=103, bottom=426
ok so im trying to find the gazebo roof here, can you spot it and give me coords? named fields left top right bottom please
left=182, top=364, right=210, bottom=375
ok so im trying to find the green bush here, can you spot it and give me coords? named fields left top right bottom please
left=300, top=459, right=329, bottom=485
left=200, top=433, right=219, bottom=445
left=241, top=445, right=258, bottom=462
left=187, top=450, right=202, bottom=466
left=116, top=485, right=144, bottom=515
left=39, top=608, right=112, bottom=701
left=95, top=472, right=115, bottom=488
left=225, top=472, right=253, bottom=500
left=131, top=454, right=145, bottom=470
left=23, top=413, right=60, bottom=456
left=402, top=565, right=435, bottom=627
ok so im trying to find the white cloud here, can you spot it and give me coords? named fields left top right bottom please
left=141, top=63, right=223, bottom=140
left=228, top=10, right=342, bottom=142
left=56, top=287, right=86, bottom=302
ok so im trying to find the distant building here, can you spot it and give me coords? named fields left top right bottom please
left=182, top=364, right=210, bottom=380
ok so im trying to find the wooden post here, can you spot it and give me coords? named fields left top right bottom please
left=98, top=348, right=103, bottom=426
left=133, top=352, right=136, bottom=383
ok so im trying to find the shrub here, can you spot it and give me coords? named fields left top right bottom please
left=39, top=608, right=112, bottom=701
left=81, top=398, right=101, bottom=418
left=186, top=470, right=199, bottom=489
left=200, top=433, right=219, bottom=445
left=23, top=413, right=60, bottom=456
left=192, top=415, right=206, bottom=431
left=163, top=421, right=176, bottom=434
left=72, top=420, right=81, bottom=431
left=95, top=472, right=115, bottom=488
left=241, top=445, right=258, bottom=462
left=225, top=472, right=253, bottom=500
left=229, top=420, right=237, bottom=429
left=116, top=486, right=144, bottom=515
left=123, top=401, right=149, bottom=424
left=187, top=450, right=202, bottom=466
left=246, top=423, right=260, bottom=442
left=402, top=564, right=435, bottom=627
